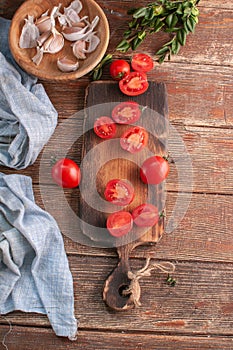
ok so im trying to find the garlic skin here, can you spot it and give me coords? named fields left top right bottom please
left=19, top=15, right=40, bottom=48
left=57, top=56, right=79, bottom=72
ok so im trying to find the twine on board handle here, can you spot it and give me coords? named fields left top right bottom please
left=122, top=258, right=176, bottom=307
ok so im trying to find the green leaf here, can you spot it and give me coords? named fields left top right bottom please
left=133, top=7, right=147, bottom=18
left=138, top=30, right=146, bottom=40
left=158, top=54, right=166, bottom=64
left=183, top=20, right=190, bottom=33
left=191, top=14, right=199, bottom=23
left=151, top=20, right=165, bottom=33
left=177, top=29, right=187, bottom=46
left=116, top=39, right=130, bottom=52
left=186, top=17, right=196, bottom=32
left=176, top=3, right=183, bottom=15
left=123, top=29, right=132, bottom=39
left=171, top=14, right=178, bottom=28
left=156, top=46, right=169, bottom=55
left=171, top=39, right=181, bottom=54
left=191, top=7, right=199, bottom=16
left=145, top=6, right=155, bottom=20
left=166, top=13, right=174, bottom=27
left=132, top=37, right=142, bottom=50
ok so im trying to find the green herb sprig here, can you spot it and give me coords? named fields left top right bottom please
left=117, top=0, right=200, bottom=63
left=91, top=0, right=201, bottom=79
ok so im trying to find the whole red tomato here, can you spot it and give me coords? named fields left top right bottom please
left=109, top=59, right=130, bottom=80
left=140, top=156, right=169, bottom=185
left=51, top=158, right=81, bottom=188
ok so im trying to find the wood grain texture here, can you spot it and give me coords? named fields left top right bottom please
left=3, top=257, right=233, bottom=336
left=1, top=326, right=233, bottom=350
left=1, top=0, right=233, bottom=348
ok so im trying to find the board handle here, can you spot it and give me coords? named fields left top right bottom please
left=103, top=245, right=136, bottom=311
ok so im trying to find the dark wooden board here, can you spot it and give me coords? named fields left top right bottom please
left=80, top=81, right=168, bottom=310
left=80, top=81, right=168, bottom=247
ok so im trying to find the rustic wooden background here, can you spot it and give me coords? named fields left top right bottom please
left=0, top=0, right=233, bottom=349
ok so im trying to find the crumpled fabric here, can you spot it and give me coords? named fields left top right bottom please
left=0, top=17, right=58, bottom=169
left=0, top=172, right=78, bottom=339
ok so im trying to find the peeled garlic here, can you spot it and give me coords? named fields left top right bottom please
left=19, top=15, right=40, bottom=48
left=57, top=56, right=79, bottom=72
left=72, top=40, right=86, bottom=59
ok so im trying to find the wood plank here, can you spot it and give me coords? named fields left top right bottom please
left=30, top=187, right=233, bottom=263
left=3, top=257, right=233, bottom=335
left=3, top=123, right=231, bottom=194
left=1, top=326, right=233, bottom=350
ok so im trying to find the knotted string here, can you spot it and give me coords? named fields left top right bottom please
left=123, top=258, right=176, bottom=307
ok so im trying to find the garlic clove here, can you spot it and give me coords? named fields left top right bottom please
left=37, top=30, right=51, bottom=47
left=83, top=33, right=100, bottom=53
left=72, top=40, right=86, bottom=59
left=57, top=56, right=79, bottom=72
left=62, top=25, right=87, bottom=41
left=64, top=0, right=83, bottom=15
left=43, top=27, right=64, bottom=54
left=35, top=15, right=52, bottom=33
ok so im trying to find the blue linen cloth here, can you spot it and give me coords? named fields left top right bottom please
left=0, top=172, right=78, bottom=339
left=0, top=17, right=58, bottom=169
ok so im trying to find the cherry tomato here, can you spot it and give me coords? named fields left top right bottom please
left=94, top=116, right=116, bottom=139
left=132, top=203, right=159, bottom=227
left=109, top=59, right=130, bottom=80
left=120, top=126, right=148, bottom=154
left=111, top=101, right=141, bottom=124
left=119, top=71, right=149, bottom=96
left=131, top=53, right=154, bottom=73
left=51, top=158, right=81, bottom=188
left=106, top=211, right=133, bottom=237
left=140, top=155, right=169, bottom=185
left=104, top=179, right=134, bottom=206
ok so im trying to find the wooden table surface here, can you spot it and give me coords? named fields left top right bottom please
left=1, top=0, right=233, bottom=349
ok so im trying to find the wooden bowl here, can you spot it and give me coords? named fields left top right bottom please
left=9, top=0, right=109, bottom=81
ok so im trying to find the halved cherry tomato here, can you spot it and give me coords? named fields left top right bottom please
left=111, top=101, right=141, bottom=124
left=104, top=179, right=134, bottom=206
left=51, top=158, right=81, bottom=188
left=109, top=59, right=130, bottom=81
left=106, top=211, right=133, bottom=237
left=132, top=203, right=159, bottom=227
left=94, top=116, right=116, bottom=139
left=140, top=155, right=169, bottom=185
left=119, top=71, right=149, bottom=96
left=120, top=126, right=148, bottom=154
left=131, top=53, right=154, bottom=73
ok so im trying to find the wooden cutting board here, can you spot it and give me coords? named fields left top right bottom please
left=80, top=80, right=168, bottom=310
